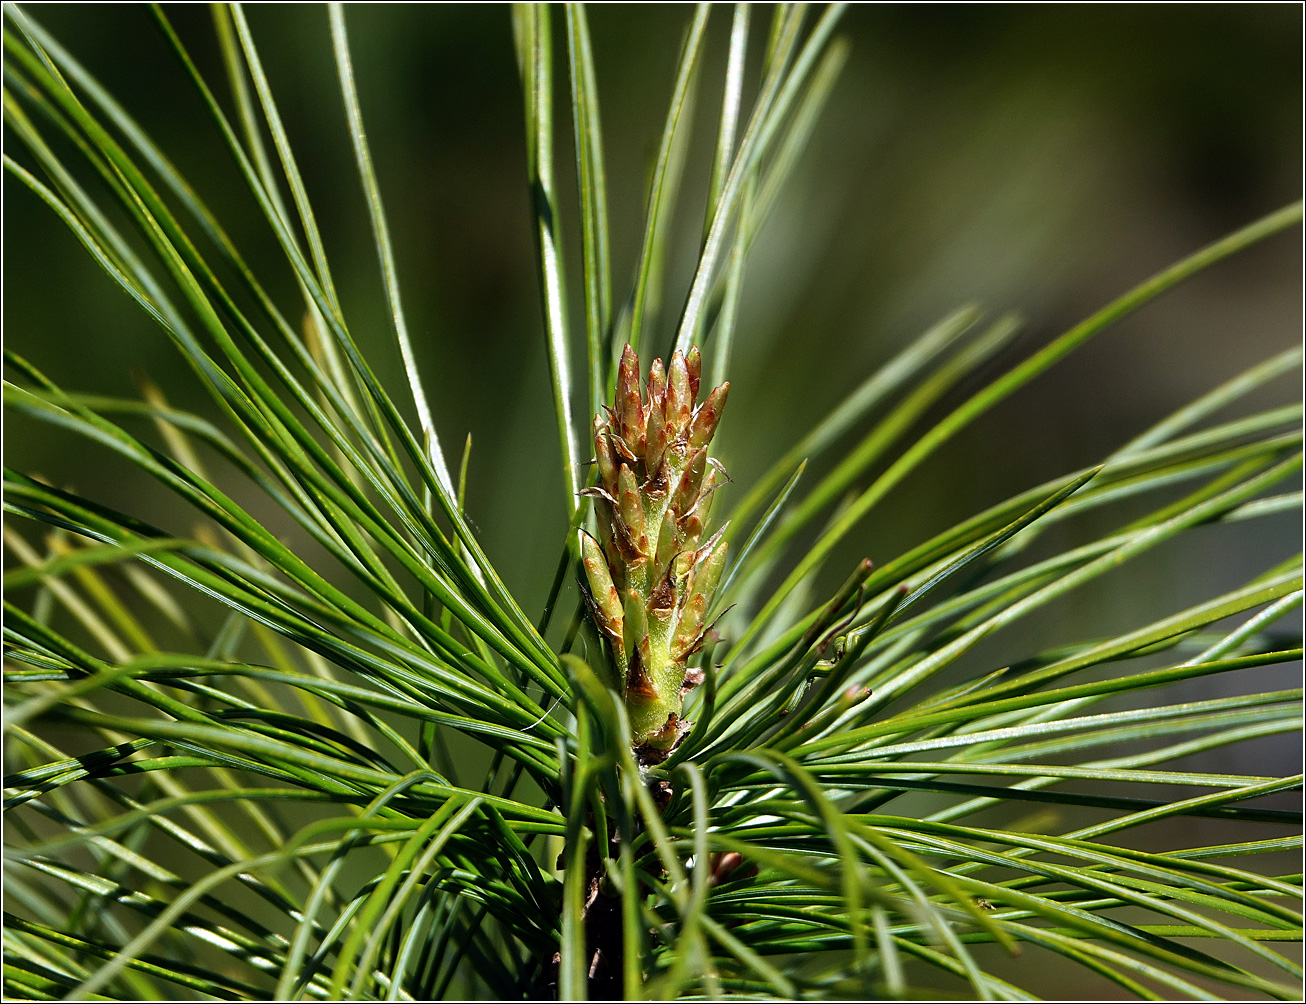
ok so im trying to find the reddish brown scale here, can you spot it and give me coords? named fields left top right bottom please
left=625, top=654, right=658, bottom=701
left=685, top=346, right=702, bottom=400
left=611, top=432, right=639, bottom=465
left=648, top=569, right=677, bottom=621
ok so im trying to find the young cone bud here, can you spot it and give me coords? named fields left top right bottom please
left=672, top=538, right=727, bottom=662
left=691, top=532, right=728, bottom=600
left=580, top=533, right=623, bottom=645
left=645, top=399, right=667, bottom=476
left=679, top=468, right=717, bottom=550
left=689, top=382, right=729, bottom=449
left=653, top=506, right=680, bottom=583
left=577, top=344, right=731, bottom=756
left=616, top=345, right=644, bottom=450
left=616, top=464, right=647, bottom=556
left=647, top=357, right=666, bottom=415
left=665, top=351, right=692, bottom=441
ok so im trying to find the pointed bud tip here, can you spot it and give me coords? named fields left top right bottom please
left=686, top=346, right=702, bottom=399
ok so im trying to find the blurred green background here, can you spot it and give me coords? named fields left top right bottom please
left=5, top=4, right=1301, bottom=995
